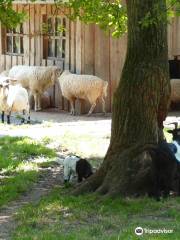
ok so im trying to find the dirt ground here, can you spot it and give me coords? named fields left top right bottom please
left=0, top=109, right=112, bottom=140
left=0, top=109, right=179, bottom=141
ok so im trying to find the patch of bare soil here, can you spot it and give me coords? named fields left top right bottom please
left=0, top=164, right=63, bottom=240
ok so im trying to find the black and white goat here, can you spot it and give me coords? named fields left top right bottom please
left=167, top=123, right=180, bottom=163
left=63, top=155, right=93, bottom=183
left=167, top=123, right=180, bottom=195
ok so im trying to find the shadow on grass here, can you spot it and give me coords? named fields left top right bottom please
left=13, top=187, right=180, bottom=240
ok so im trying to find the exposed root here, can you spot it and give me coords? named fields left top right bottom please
left=96, top=183, right=109, bottom=195
left=72, top=169, right=105, bottom=195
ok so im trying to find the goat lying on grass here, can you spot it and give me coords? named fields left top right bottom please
left=63, top=155, right=93, bottom=183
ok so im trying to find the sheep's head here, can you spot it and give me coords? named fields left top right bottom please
left=0, top=83, right=9, bottom=100
left=51, top=67, right=62, bottom=84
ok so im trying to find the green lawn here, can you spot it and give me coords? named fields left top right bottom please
left=0, top=136, right=56, bottom=206
left=13, top=187, right=180, bottom=240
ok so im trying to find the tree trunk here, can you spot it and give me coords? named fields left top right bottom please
left=74, top=0, right=170, bottom=197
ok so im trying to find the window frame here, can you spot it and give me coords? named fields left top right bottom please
left=4, top=24, right=24, bottom=56
left=43, top=15, right=66, bottom=60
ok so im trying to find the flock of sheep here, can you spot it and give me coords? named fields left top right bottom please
left=0, top=65, right=108, bottom=123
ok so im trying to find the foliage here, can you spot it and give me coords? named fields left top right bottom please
left=0, top=0, right=26, bottom=28
left=55, top=0, right=180, bottom=37
left=0, top=0, right=179, bottom=35
left=140, top=0, right=180, bottom=28
left=56, top=0, right=127, bottom=37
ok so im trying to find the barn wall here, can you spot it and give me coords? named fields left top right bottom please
left=0, top=3, right=179, bottom=113
left=168, top=17, right=180, bottom=60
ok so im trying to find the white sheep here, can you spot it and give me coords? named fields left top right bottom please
left=8, top=65, right=61, bottom=111
left=0, top=81, right=30, bottom=124
left=0, top=70, right=9, bottom=77
left=58, top=70, right=108, bottom=115
left=170, top=79, right=180, bottom=104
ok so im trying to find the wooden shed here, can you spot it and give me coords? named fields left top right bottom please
left=0, top=0, right=179, bottom=113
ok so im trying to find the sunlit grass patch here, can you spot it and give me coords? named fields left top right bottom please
left=0, top=136, right=57, bottom=207
left=13, top=187, right=180, bottom=240
left=48, top=130, right=109, bottom=159
left=0, top=136, right=56, bottom=171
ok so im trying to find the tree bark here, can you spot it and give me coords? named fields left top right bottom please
left=74, top=0, right=170, bottom=197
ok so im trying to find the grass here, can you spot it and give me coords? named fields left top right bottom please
left=0, top=136, right=56, bottom=207
left=13, top=187, right=180, bottom=240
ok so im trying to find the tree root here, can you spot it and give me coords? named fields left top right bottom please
left=72, top=168, right=105, bottom=195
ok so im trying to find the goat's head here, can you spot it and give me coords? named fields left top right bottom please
left=167, top=122, right=180, bottom=141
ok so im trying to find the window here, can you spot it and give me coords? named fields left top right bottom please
left=43, top=16, right=66, bottom=59
left=5, top=24, right=24, bottom=55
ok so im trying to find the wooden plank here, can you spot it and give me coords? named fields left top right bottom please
left=174, top=17, right=180, bottom=56
left=64, top=17, right=70, bottom=70
left=46, top=59, right=55, bottom=107
left=94, top=26, right=110, bottom=113
left=0, top=55, right=6, bottom=72
left=75, top=19, right=82, bottom=74
left=41, top=59, right=46, bottom=66
left=70, top=21, right=76, bottom=72
left=55, top=60, right=64, bottom=108
left=84, top=24, right=94, bottom=74
left=18, top=55, right=23, bottom=65
left=168, top=20, right=174, bottom=59
left=23, top=4, right=30, bottom=65
left=17, top=4, right=24, bottom=65
left=110, top=34, right=127, bottom=107
left=30, top=3, right=35, bottom=65
left=12, top=55, right=18, bottom=66
left=35, top=4, right=42, bottom=65
left=6, top=55, right=12, bottom=70
left=172, top=18, right=177, bottom=57
left=74, top=20, right=86, bottom=114
left=40, top=3, right=47, bottom=15
left=0, top=23, right=6, bottom=72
